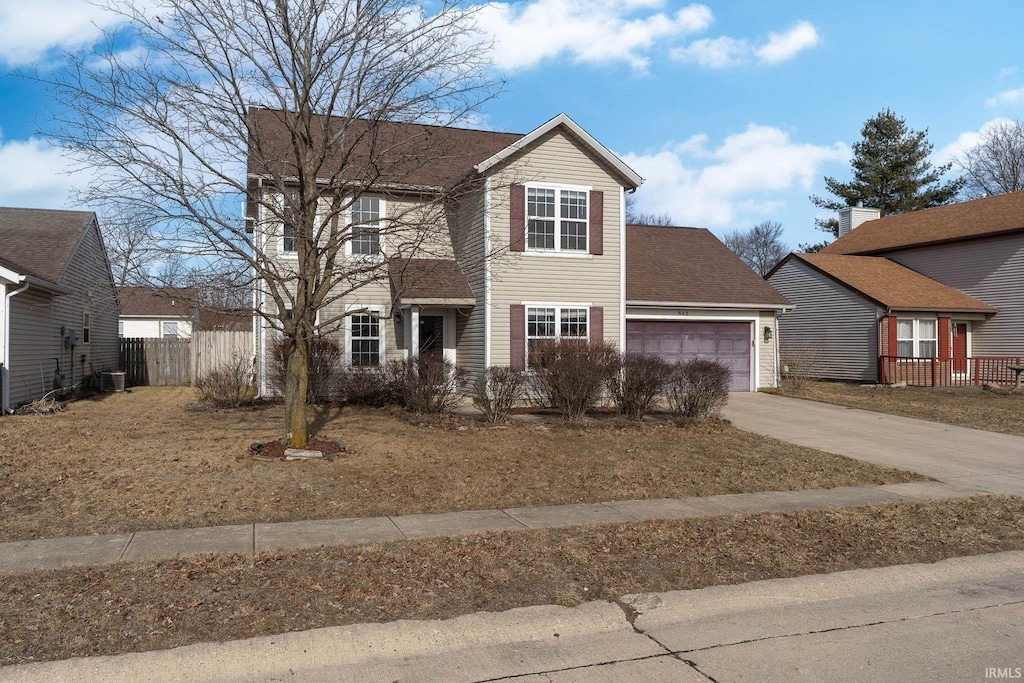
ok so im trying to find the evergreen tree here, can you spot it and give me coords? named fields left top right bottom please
left=810, top=109, right=965, bottom=237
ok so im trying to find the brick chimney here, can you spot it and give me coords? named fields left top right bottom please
left=838, top=201, right=881, bottom=237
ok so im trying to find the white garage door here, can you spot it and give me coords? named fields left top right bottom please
left=626, top=320, right=752, bottom=391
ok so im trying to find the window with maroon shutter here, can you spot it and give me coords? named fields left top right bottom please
left=589, top=190, right=603, bottom=255
left=521, top=184, right=591, bottom=252
left=589, top=306, right=603, bottom=343
left=509, top=185, right=525, bottom=252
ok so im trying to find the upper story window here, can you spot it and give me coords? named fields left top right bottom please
left=350, top=196, right=382, bottom=256
left=527, top=186, right=588, bottom=252
left=280, top=190, right=299, bottom=255
left=896, top=318, right=937, bottom=358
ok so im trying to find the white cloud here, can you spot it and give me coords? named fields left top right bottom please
left=0, top=1, right=126, bottom=65
left=473, top=0, right=712, bottom=70
left=999, top=66, right=1017, bottom=79
left=987, top=87, right=1024, bottom=107
left=755, top=21, right=820, bottom=64
left=671, top=19, right=819, bottom=68
left=0, top=135, right=87, bottom=208
left=935, top=117, right=1015, bottom=165
left=621, top=124, right=848, bottom=226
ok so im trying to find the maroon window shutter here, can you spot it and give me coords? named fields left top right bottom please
left=509, top=184, right=526, bottom=252
left=510, top=305, right=526, bottom=370
left=589, top=190, right=604, bottom=255
left=589, top=306, right=604, bottom=344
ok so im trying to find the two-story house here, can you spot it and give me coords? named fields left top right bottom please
left=768, top=192, right=1024, bottom=386
left=249, top=111, right=790, bottom=394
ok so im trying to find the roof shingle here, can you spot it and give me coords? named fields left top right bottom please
left=388, top=259, right=476, bottom=304
left=790, top=253, right=996, bottom=313
left=117, top=287, right=197, bottom=316
left=823, top=190, right=1024, bottom=255
left=0, top=207, right=96, bottom=283
left=626, top=225, right=790, bottom=307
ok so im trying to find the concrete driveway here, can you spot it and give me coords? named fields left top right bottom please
left=3, top=551, right=1022, bottom=682
left=723, top=392, right=1024, bottom=495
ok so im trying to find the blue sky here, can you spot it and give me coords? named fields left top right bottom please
left=1, top=0, right=1023, bottom=248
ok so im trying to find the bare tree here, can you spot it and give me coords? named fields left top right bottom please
left=723, top=220, right=788, bottom=276
left=40, top=0, right=500, bottom=447
left=102, top=212, right=162, bottom=287
left=955, top=119, right=1024, bottom=199
left=625, top=192, right=673, bottom=226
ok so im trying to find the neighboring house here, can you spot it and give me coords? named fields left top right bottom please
left=117, top=287, right=195, bottom=338
left=768, top=192, right=1024, bottom=385
left=249, top=110, right=789, bottom=393
left=0, top=207, right=120, bottom=411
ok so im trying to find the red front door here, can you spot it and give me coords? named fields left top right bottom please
left=952, top=323, right=968, bottom=373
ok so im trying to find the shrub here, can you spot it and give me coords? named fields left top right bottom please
left=195, top=355, right=255, bottom=408
left=268, top=335, right=343, bottom=402
left=608, top=353, right=673, bottom=421
left=530, top=339, right=619, bottom=421
left=398, top=353, right=466, bottom=414
left=338, top=363, right=405, bottom=407
left=471, top=366, right=525, bottom=423
left=667, top=358, right=732, bottom=419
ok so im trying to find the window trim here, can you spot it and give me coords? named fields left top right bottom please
left=525, top=183, right=590, bottom=254
left=82, top=312, right=91, bottom=343
left=345, top=195, right=386, bottom=258
left=276, top=190, right=300, bottom=259
left=524, top=303, right=591, bottom=366
left=161, top=320, right=179, bottom=338
left=345, top=304, right=386, bottom=367
left=896, top=317, right=938, bottom=359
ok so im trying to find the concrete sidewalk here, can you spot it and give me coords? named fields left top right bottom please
left=724, top=392, right=1024, bottom=494
left=4, top=549, right=1022, bottom=682
left=0, top=480, right=978, bottom=575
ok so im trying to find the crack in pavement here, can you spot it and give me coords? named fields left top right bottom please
left=610, top=598, right=721, bottom=683
left=470, top=652, right=676, bottom=682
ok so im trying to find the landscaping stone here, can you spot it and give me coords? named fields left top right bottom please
left=284, top=448, right=324, bottom=460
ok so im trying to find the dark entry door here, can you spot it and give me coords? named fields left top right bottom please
left=952, top=323, right=968, bottom=373
left=419, top=315, right=444, bottom=357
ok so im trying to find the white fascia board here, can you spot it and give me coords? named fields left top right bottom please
left=473, top=113, right=644, bottom=189
left=626, top=300, right=794, bottom=311
left=0, top=264, right=23, bottom=285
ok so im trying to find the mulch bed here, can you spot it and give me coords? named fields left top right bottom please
left=1, top=495, right=1022, bottom=666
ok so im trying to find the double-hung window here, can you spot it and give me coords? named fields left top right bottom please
left=350, top=196, right=382, bottom=256
left=349, top=312, right=382, bottom=366
left=162, top=321, right=178, bottom=338
left=280, top=190, right=299, bottom=255
left=896, top=318, right=937, bottom=358
left=526, top=305, right=588, bottom=365
left=527, top=186, right=588, bottom=252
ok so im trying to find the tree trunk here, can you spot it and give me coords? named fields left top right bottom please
left=283, top=337, right=310, bottom=448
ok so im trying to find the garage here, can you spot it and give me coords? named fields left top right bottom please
left=626, top=320, right=752, bottom=391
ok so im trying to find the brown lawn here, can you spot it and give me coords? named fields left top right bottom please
left=771, top=381, right=1024, bottom=436
left=0, top=386, right=923, bottom=542
left=1, top=495, right=1021, bottom=666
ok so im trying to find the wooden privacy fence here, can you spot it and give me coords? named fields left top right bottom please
left=879, top=356, right=1022, bottom=387
left=191, top=330, right=254, bottom=380
left=120, top=331, right=254, bottom=386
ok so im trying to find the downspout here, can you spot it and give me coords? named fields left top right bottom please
left=3, top=278, right=30, bottom=413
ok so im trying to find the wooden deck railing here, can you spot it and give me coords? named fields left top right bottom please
left=878, top=356, right=1023, bottom=387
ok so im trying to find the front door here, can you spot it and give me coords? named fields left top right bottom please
left=419, top=315, right=445, bottom=357
left=952, top=322, right=968, bottom=374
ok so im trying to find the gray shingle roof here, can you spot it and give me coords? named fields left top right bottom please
left=0, top=207, right=96, bottom=284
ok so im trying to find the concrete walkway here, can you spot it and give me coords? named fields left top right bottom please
left=724, top=392, right=1024, bottom=495
left=0, top=480, right=978, bottom=575
left=4, top=549, right=1022, bottom=682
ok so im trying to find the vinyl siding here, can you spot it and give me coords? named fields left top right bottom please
left=451, top=184, right=486, bottom=384
left=487, top=128, right=625, bottom=365
left=769, top=259, right=881, bottom=382
left=8, top=221, right=120, bottom=406
left=758, top=311, right=779, bottom=389
left=120, top=317, right=192, bottom=338
left=885, top=234, right=1024, bottom=356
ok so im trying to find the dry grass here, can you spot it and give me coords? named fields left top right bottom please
left=1, top=495, right=1021, bottom=666
left=771, top=380, right=1024, bottom=436
left=0, top=387, right=923, bottom=542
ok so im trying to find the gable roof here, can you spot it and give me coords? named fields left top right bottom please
left=247, top=108, right=524, bottom=189
left=626, top=225, right=791, bottom=308
left=117, top=287, right=197, bottom=317
left=784, top=253, right=995, bottom=313
left=474, top=113, right=643, bottom=188
left=0, top=207, right=96, bottom=284
left=823, top=190, right=1024, bottom=255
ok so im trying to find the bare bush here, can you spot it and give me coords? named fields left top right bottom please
left=398, top=354, right=466, bottom=414
left=471, top=366, right=525, bottom=423
left=667, top=359, right=732, bottom=419
left=269, top=336, right=343, bottom=403
left=530, top=340, right=619, bottom=421
left=338, top=364, right=405, bottom=407
left=608, top=354, right=673, bottom=421
left=781, top=342, right=822, bottom=390
left=194, top=355, right=254, bottom=408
